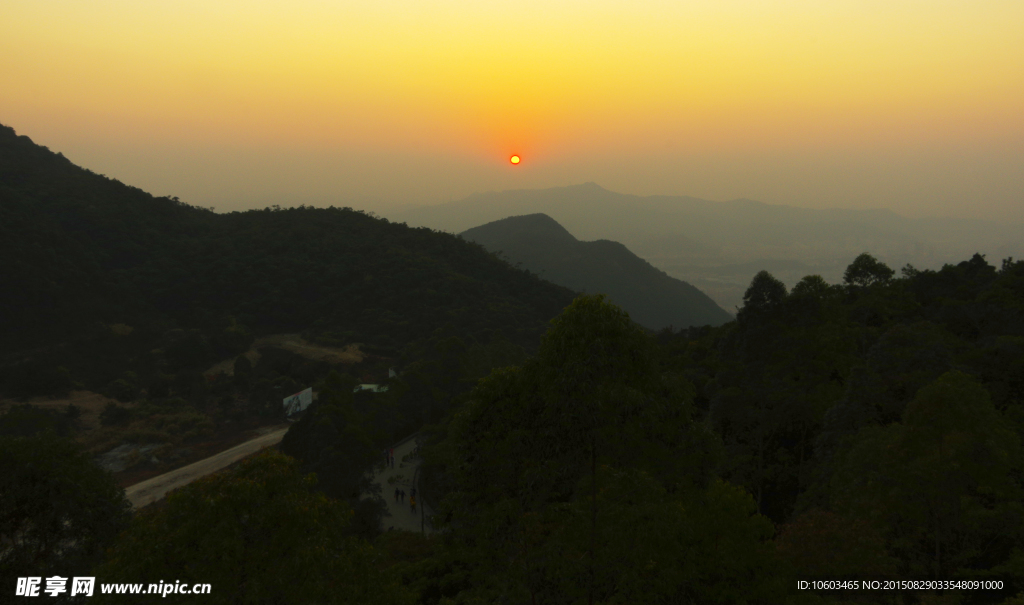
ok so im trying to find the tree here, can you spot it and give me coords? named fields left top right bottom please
left=279, top=371, right=385, bottom=539
left=162, top=329, right=214, bottom=371
left=99, top=402, right=133, bottom=426
left=830, top=371, right=1024, bottom=579
left=211, top=316, right=254, bottom=357
left=0, top=404, right=75, bottom=437
left=231, top=353, right=252, bottom=390
left=710, top=281, right=859, bottom=521
left=819, top=321, right=963, bottom=439
left=738, top=270, right=788, bottom=320
left=436, top=295, right=726, bottom=603
left=0, top=433, right=131, bottom=590
left=94, top=449, right=411, bottom=605
left=790, top=274, right=831, bottom=299
left=775, top=509, right=896, bottom=580
left=540, top=469, right=784, bottom=604
left=843, top=253, right=895, bottom=288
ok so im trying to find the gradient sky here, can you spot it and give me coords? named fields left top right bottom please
left=3, top=0, right=1022, bottom=219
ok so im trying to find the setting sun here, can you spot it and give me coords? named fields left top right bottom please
left=510, top=155, right=520, bottom=165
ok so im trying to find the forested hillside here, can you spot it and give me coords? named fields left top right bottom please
left=0, top=124, right=575, bottom=398
left=665, top=253, right=1024, bottom=600
left=5, top=120, right=1024, bottom=604
left=408, top=253, right=1024, bottom=603
left=460, top=213, right=733, bottom=329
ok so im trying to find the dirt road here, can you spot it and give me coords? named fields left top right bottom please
left=125, top=422, right=434, bottom=533
left=124, top=427, right=289, bottom=509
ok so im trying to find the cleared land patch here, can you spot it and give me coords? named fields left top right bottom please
left=204, top=333, right=364, bottom=377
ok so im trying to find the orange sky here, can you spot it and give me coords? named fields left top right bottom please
left=3, top=0, right=1022, bottom=219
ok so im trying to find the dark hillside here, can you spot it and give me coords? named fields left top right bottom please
left=0, top=125, right=214, bottom=352
left=460, top=213, right=733, bottom=330
left=0, top=124, right=575, bottom=397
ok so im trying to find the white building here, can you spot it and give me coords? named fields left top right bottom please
left=353, top=384, right=388, bottom=393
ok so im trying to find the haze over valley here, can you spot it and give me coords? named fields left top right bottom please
left=397, top=183, right=1024, bottom=312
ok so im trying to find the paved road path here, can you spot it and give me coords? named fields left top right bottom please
left=374, top=436, right=433, bottom=534
left=124, top=427, right=289, bottom=509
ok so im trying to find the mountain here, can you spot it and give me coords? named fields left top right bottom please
left=393, top=183, right=1024, bottom=311
left=395, top=183, right=915, bottom=253
left=395, top=183, right=1024, bottom=265
left=459, top=214, right=733, bottom=330
left=0, top=124, right=576, bottom=396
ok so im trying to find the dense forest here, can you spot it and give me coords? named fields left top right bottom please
left=3, top=122, right=1024, bottom=603
left=0, top=123, right=576, bottom=400
left=399, top=252, right=1024, bottom=604
left=7, top=252, right=1023, bottom=604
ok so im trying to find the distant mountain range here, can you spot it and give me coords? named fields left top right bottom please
left=395, top=183, right=1024, bottom=265
left=460, top=214, right=733, bottom=330
left=393, top=183, right=1024, bottom=311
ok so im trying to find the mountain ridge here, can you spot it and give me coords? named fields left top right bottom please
left=395, top=182, right=1024, bottom=311
left=394, top=182, right=1022, bottom=259
left=0, top=123, right=578, bottom=396
left=459, top=214, right=733, bottom=330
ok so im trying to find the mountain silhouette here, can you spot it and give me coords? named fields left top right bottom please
left=460, top=214, right=733, bottom=330
left=397, top=182, right=1024, bottom=312
left=0, top=123, right=577, bottom=395
left=397, top=182, right=1024, bottom=269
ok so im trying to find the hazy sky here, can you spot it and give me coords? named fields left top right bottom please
left=3, top=0, right=1022, bottom=220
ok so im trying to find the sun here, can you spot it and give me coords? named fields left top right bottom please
left=510, top=155, right=520, bottom=165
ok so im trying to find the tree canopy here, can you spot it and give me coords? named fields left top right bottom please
left=426, top=295, right=778, bottom=604
left=0, top=433, right=131, bottom=591
left=843, top=252, right=896, bottom=288
left=94, top=449, right=412, bottom=605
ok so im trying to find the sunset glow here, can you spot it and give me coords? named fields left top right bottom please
left=1, top=0, right=1022, bottom=219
